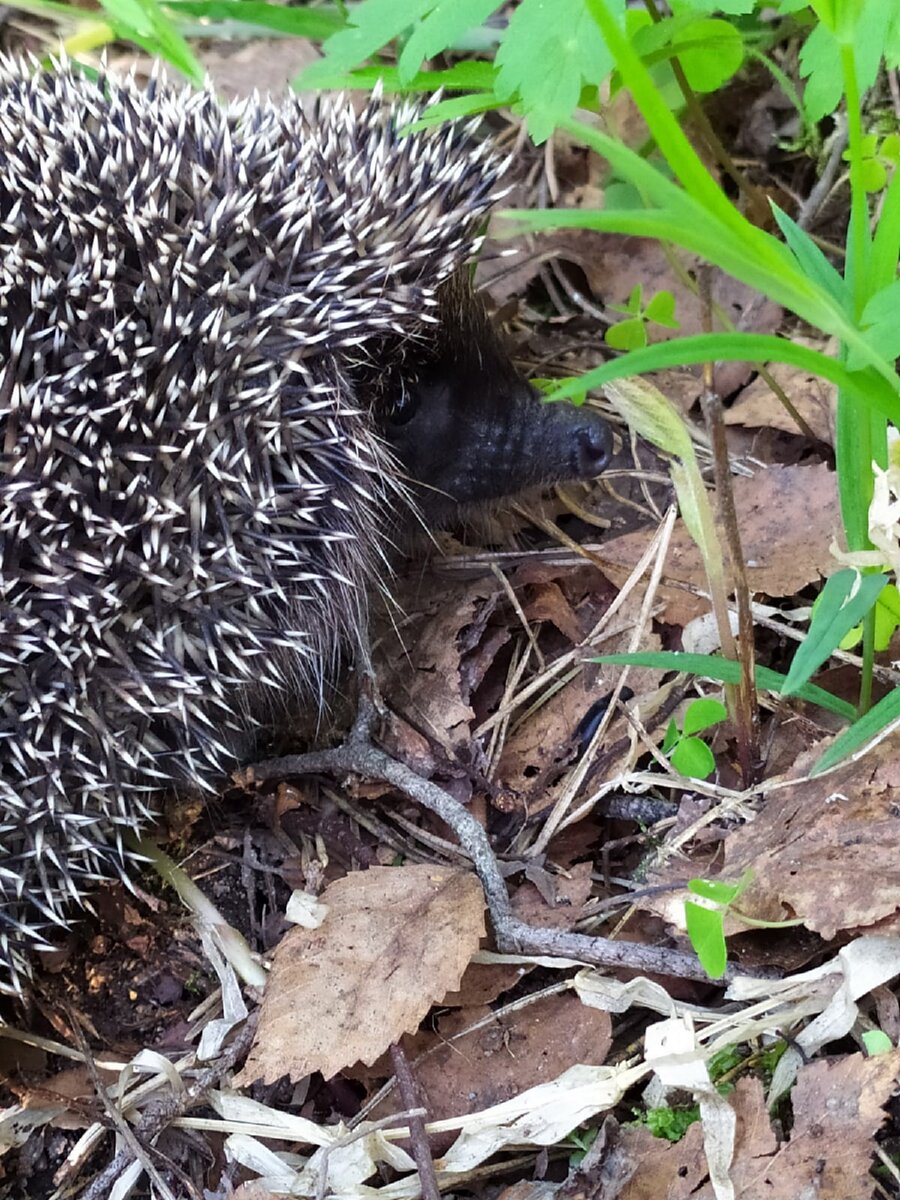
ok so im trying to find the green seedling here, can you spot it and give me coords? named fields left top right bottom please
left=532, top=376, right=588, bottom=407
left=685, top=870, right=804, bottom=979
left=862, top=1029, right=894, bottom=1056
left=843, top=132, right=900, bottom=193
left=661, top=696, right=727, bottom=779
left=644, top=1104, right=700, bottom=1142
left=605, top=284, right=679, bottom=351
left=564, top=1126, right=599, bottom=1166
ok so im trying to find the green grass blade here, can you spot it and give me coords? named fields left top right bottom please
left=507, top=203, right=900, bottom=392
left=770, top=201, right=847, bottom=305
left=541, top=333, right=900, bottom=426
left=811, top=687, right=900, bottom=774
left=164, top=1, right=345, bottom=37
left=594, top=651, right=856, bottom=720
left=782, top=570, right=886, bottom=695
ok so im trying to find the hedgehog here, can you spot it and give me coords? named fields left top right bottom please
left=0, top=57, right=611, bottom=994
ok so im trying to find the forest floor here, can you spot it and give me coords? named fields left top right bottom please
left=3, top=28, right=900, bottom=1200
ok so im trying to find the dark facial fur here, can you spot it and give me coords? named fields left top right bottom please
left=379, top=275, right=611, bottom=521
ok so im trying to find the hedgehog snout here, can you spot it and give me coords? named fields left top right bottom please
left=531, top=392, right=612, bottom=486
left=573, top=411, right=613, bottom=478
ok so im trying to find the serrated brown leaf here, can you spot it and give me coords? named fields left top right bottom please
left=235, top=865, right=485, bottom=1086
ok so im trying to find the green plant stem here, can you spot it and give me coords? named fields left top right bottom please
left=859, top=606, right=876, bottom=715
left=583, top=0, right=770, bottom=246
left=729, top=911, right=806, bottom=930
left=838, top=41, right=882, bottom=713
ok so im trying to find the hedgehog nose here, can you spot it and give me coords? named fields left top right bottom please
left=575, top=416, right=612, bottom=477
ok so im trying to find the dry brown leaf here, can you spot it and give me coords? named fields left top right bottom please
left=607, top=1055, right=894, bottom=1200
left=596, top=462, right=840, bottom=625
left=235, top=866, right=485, bottom=1086
left=512, top=861, right=595, bottom=931
left=755, top=1051, right=900, bottom=1200
left=643, top=733, right=900, bottom=950
left=376, top=576, right=506, bottom=751
left=496, top=563, right=662, bottom=808
left=604, top=1077, right=775, bottom=1200
left=442, top=958, right=532, bottom=1008
left=521, top=578, right=586, bottom=645
left=373, top=992, right=612, bottom=1139
left=716, top=732, right=900, bottom=940
left=724, top=336, right=837, bottom=444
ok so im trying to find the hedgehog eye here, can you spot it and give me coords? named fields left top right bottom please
left=384, top=381, right=421, bottom=427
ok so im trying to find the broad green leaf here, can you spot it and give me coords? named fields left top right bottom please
left=671, top=736, right=715, bottom=778
left=687, top=876, right=746, bottom=904
left=685, top=901, right=727, bottom=978
left=782, top=570, right=887, bottom=695
left=799, top=23, right=842, bottom=120
left=496, top=0, right=621, bottom=142
left=671, top=18, right=743, bottom=93
left=398, top=0, right=502, bottom=83
left=299, top=0, right=428, bottom=84
left=682, top=697, right=728, bottom=736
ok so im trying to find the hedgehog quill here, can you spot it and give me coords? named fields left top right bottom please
left=0, top=58, right=611, bottom=994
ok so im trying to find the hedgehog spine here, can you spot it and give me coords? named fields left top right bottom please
left=0, top=57, right=510, bottom=993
